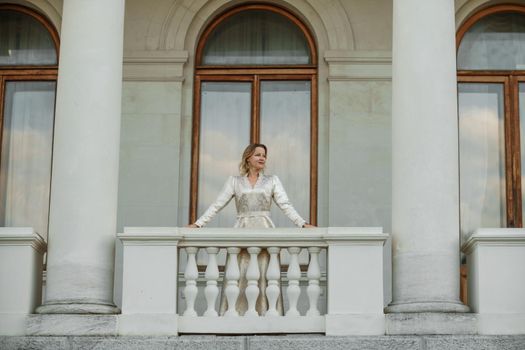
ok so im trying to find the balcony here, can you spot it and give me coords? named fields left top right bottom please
left=114, top=227, right=388, bottom=336
left=3, top=226, right=525, bottom=342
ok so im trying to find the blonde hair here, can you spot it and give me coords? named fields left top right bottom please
left=239, top=143, right=267, bottom=175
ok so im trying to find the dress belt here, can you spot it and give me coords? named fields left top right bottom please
left=237, top=211, right=271, bottom=218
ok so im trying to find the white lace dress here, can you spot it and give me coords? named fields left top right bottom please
left=194, top=174, right=307, bottom=315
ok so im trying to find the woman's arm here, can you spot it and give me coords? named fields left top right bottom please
left=272, top=175, right=307, bottom=227
left=193, top=176, right=235, bottom=227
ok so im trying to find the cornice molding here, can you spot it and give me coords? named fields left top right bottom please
left=324, top=50, right=392, bottom=81
left=122, top=50, right=189, bottom=82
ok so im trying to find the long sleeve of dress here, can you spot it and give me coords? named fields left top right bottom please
left=195, top=176, right=235, bottom=227
left=272, top=175, right=307, bottom=227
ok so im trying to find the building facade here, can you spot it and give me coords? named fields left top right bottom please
left=1, top=0, right=525, bottom=348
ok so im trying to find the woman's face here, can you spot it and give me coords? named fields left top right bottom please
left=247, top=146, right=266, bottom=172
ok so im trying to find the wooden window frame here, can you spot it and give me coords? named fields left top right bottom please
left=190, top=4, right=318, bottom=225
left=0, top=4, right=60, bottom=70
left=0, top=5, right=59, bottom=232
left=457, top=5, right=525, bottom=228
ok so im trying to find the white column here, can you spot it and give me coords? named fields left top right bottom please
left=36, top=0, right=125, bottom=314
left=387, top=0, right=468, bottom=313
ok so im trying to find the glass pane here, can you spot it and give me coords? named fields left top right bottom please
left=203, top=10, right=311, bottom=65
left=458, top=83, right=506, bottom=240
left=0, top=10, right=57, bottom=66
left=260, top=80, right=310, bottom=227
left=198, top=82, right=251, bottom=227
left=458, top=13, right=525, bottom=70
left=519, top=83, right=525, bottom=222
left=0, top=81, right=56, bottom=239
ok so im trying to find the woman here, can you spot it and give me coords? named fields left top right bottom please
left=188, top=143, right=313, bottom=315
left=189, top=143, right=313, bottom=229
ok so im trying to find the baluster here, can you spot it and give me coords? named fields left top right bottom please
left=306, top=247, right=321, bottom=316
left=286, top=247, right=301, bottom=316
left=224, top=247, right=241, bottom=317
left=245, top=247, right=261, bottom=316
left=204, top=247, right=219, bottom=316
left=265, top=247, right=281, bottom=316
left=183, top=247, right=199, bottom=316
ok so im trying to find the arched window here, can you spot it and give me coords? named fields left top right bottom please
left=190, top=4, right=317, bottom=226
left=0, top=5, right=58, bottom=239
left=457, top=5, right=525, bottom=237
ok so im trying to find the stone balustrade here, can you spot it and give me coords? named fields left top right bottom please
left=178, top=238, right=326, bottom=333
left=462, top=228, right=525, bottom=335
left=0, top=228, right=46, bottom=336
left=114, top=227, right=388, bottom=335
left=4, top=227, right=525, bottom=337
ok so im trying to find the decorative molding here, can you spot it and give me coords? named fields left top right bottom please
left=178, top=315, right=325, bottom=334
left=455, top=0, right=489, bottom=29
left=324, top=50, right=392, bottom=81
left=119, top=226, right=182, bottom=244
left=156, top=0, right=352, bottom=52
left=0, top=227, right=47, bottom=253
left=123, top=226, right=180, bottom=235
left=462, top=228, right=525, bottom=254
left=122, top=50, right=189, bottom=82
left=5, top=0, right=62, bottom=35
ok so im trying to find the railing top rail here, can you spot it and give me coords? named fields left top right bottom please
left=118, top=227, right=388, bottom=247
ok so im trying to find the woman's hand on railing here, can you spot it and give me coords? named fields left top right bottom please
left=186, top=224, right=200, bottom=228
left=303, top=224, right=316, bottom=228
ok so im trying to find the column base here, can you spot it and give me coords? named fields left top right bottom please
left=27, top=314, right=117, bottom=336
left=35, top=300, right=120, bottom=314
left=385, top=301, right=469, bottom=313
left=385, top=312, right=477, bottom=335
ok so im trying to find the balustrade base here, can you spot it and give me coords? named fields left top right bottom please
left=25, top=314, right=325, bottom=336
left=7, top=313, right=525, bottom=338
left=477, top=313, right=525, bottom=335
left=325, top=314, right=385, bottom=335
left=0, top=314, right=26, bottom=336
left=178, top=315, right=324, bottom=334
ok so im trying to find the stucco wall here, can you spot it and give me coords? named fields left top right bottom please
left=117, top=82, right=183, bottom=230
left=117, top=0, right=394, bottom=232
